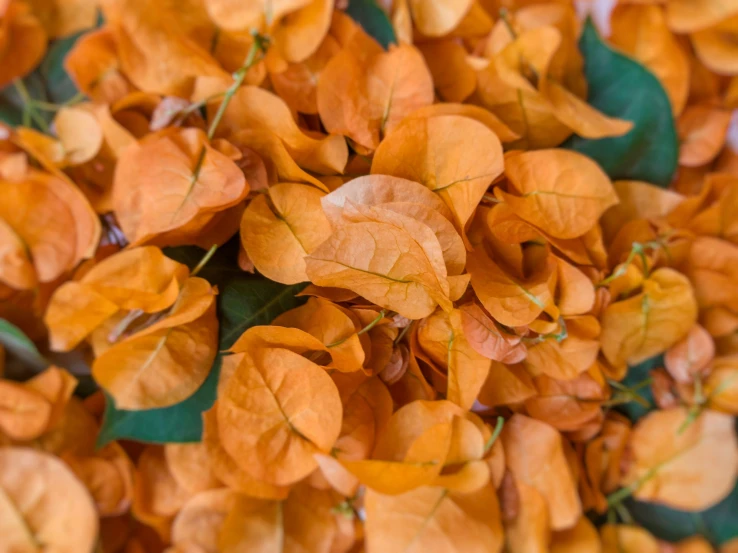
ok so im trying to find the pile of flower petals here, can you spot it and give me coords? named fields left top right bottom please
left=1, top=0, right=738, bottom=552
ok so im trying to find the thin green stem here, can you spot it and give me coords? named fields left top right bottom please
left=327, top=310, right=387, bottom=348
left=207, top=32, right=268, bottom=140
left=679, top=374, right=708, bottom=434
left=498, top=8, right=517, bottom=39
left=606, top=467, right=658, bottom=507
left=13, top=79, right=48, bottom=131
left=597, top=243, right=643, bottom=288
left=394, top=321, right=413, bottom=345
left=604, top=377, right=652, bottom=409
left=191, top=244, right=218, bottom=277
left=64, top=92, right=86, bottom=106
left=614, top=502, right=633, bottom=524
left=32, top=92, right=86, bottom=111
left=484, top=416, right=505, bottom=453
left=357, top=310, right=387, bottom=336
left=522, top=318, right=568, bottom=345
left=178, top=90, right=227, bottom=120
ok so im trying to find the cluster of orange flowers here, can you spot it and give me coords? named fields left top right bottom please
left=2, top=0, right=738, bottom=552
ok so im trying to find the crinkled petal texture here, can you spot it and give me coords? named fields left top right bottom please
left=306, top=220, right=452, bottom=319
left=601, top=268, right=698, bottom=368
left=0, top=447, right=98, bottom=553
left=202, top=405, right=290, bottom=499
left=92, top=276, right=218, bottom=410
left=372, top=114, right=504, bottom=238
left=241, top=182, right=332, bottom=284
left=321, top=174, right=454, bottom=225
left=113, top=128, right=249, bottom=247
left=0, top=167, right=100, bottom=289
left=217, top=346, right=343, bottom=486
left=496, top=149, right=619, bottom=240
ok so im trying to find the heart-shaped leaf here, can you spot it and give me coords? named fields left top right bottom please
left=563, top=20, right=678, bottom=188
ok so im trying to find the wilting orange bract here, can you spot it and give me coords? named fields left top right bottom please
left=2, top=1, right=738, bottom=552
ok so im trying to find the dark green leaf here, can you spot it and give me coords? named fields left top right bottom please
left=164, top=239, right=242, bottom=290
left=345, top=0, right=397, bottom=50
left=626, top=482, right=738, bottom=545
left=0, top=318, right=46, bottom=371
left=614, top=354, right=662, bottom=423
left=164, top=240, right=308, bottom=350
left=0, top=73, right=51, bottom=129
left=96, top=355, right=221, bottom=447
left=0, top=85, right=27, bottom=127
left=219, top=279, right=307, bottom=350
left=563, top=20, right=678, bottom=188
left=40, top=32, right=84, bottom=104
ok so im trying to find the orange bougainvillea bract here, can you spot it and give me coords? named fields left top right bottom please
left=3, top=0, right=738, bottom=552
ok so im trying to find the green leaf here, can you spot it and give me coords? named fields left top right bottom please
left=345, top=0, right=397, bottom=50
left=563, top=20, right=678, bottom=188
left=164, top=240, right=243, bottom=290
left=40, top=32, right=84, bottom=104
left=0, top=73, right=51, bottom=129
left=626, top=482, right=738, bottom=545
left=96, top=355, right=221, bottom=447
left=614, top=354, right=662, bottom=423
left=219, top=278, right=307, bottom=350
left=0, top=318, right=46, bottom=371
left=0, top=85, right=27, bottom=127
left=164, top=240, right=308, bottom=350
